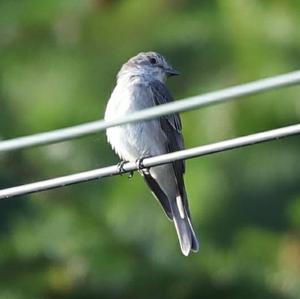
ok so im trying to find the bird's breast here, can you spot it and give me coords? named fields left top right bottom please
left=105, top=80, right=166, bottom=161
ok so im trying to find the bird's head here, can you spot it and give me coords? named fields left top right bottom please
left=118, top=51, right=180, bottom=83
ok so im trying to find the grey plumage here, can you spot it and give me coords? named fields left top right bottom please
left=104, top=52, right=199, bottom=256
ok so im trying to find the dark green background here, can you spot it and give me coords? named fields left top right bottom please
left=0, top=1, right=300, bottom=298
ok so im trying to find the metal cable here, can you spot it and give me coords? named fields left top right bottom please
left=1, top=70, right=300, bottom=153
left=1, top=123, right=299, bottom=199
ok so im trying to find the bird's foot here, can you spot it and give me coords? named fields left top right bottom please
left=117, top=161, right=127, bottom=175
left=135, top=156, right=150, bottom=171
left=128, top=171, right=134, bottom=178
left=117, top=161, right=134, bottom=178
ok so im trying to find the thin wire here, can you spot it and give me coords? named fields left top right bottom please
left=1, top=123, right=299, bottom=199
left=1, top=70, right=300, bottom=153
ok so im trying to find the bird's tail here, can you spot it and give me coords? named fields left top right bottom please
left=170, top=196, right=199, bottom=256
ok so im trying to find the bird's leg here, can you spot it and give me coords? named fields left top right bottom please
left=135, top=156, right=150, bottom=172
left=117, top=161, right=134, bottom=178
left=117, top=160, right=127, bottom=175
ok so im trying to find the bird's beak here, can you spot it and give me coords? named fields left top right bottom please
left=165, top=67, right=180, bottom=77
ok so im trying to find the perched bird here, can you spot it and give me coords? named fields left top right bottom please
left=104, top=52, right=199, bottom=256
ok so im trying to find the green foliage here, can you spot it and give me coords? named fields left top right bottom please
left=0, top=0, right=300, bottom=298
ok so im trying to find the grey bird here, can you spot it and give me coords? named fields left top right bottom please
left=104, top=52, right=199, bottom=256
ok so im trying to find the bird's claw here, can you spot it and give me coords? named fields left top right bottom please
left=118, top=157, right=149, bottom=178
left=117, top=161, right=134, bottom=178
left=135, top=158, right=145, bottom=170
left=117, top=161, right=127, bottom=175
left=128, top=171, right=134, bottom=178
left=135, top=156, right=150, bottom=172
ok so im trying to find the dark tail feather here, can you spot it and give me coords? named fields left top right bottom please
left=170, top=196, right=199, bottom=256
left=142, top=173, right=173, bottom=220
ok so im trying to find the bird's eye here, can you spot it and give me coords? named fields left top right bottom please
left=149, top=57, right=157, bottom=64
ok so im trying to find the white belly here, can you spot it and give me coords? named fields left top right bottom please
left=104, top=80, right=166, bottom=162
left=106, top=121, right=165, bottom=161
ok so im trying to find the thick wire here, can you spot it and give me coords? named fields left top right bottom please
left=0, top=70, right=300, bottom=153
left=1, top=123, right=299, bottom=199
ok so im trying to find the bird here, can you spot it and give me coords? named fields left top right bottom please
left=104, top=52, right=199, bottom=256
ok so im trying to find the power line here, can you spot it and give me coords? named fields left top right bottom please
left=1, top=123, right=299, bottom=199
left=0, top=70, right=300, bottom=153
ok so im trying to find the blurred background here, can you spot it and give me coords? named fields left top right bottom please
left=0, top=0, right=300, bottom=298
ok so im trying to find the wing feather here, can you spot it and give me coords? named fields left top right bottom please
left=149, top=80, right=191, bottom=217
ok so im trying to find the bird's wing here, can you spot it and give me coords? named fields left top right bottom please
left=146, top=80, right=198, bottom=254
left=147, top=80, right=191, bottom=217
